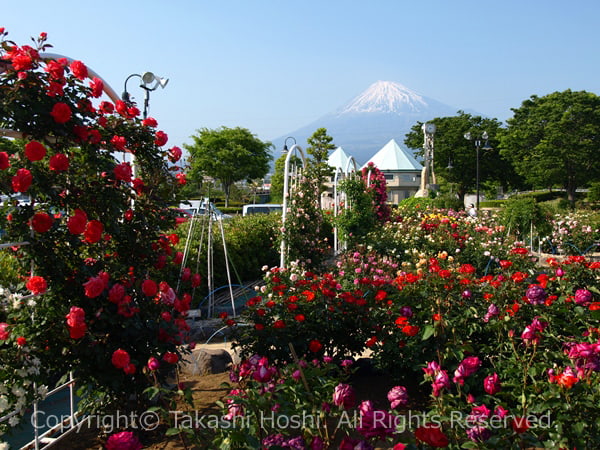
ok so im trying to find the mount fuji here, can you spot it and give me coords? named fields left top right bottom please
left=272, top=81, right=459, bottom=166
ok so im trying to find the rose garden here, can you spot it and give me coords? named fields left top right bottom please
left=1, top=31, right=600, bottom=449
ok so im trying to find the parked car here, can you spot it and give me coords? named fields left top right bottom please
left=242, top=204, right=283, bottom=216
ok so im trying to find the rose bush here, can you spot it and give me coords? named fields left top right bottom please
left=226, top=205, right=600, bottom=448
left=0, top=30, right=195, bottom=438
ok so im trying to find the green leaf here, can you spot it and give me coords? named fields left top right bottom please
left=422, top=325, right=435, bottom=340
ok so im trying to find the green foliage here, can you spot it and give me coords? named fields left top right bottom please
left=404, top=112, right=516, bottom=199
left=501, top=196, right=552, bottom=237
left=587, top=181, right=600, bottom=204
left=500, top=90, right=600, bottom=207
left=336, top=177, right=378, bottom=247
left=305, top=127, right=335, bottom=193
left=184, top=126, right=273, bottom=206
left=173, top=213, right=281, bottom=303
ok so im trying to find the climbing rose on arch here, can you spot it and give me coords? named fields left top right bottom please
left=31, top=212, right=53, bottom=233
left=111, top=349, right=131, bottom=370
left=12, top=168, right=32, bottom=192
left=49, top=153, right=69, bottom=171
left=24, top=140, right=46, bottom=161
left=26, top=275, right=48, bottom=294
left=50, top=102, right=72, bottom=123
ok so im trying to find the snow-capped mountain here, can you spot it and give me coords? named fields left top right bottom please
left=271, top=81, right=459, bottom=165
left=338, top=80, right=429, bottom=115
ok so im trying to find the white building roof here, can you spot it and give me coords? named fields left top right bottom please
left=361, top=139, right=423, bottom=171
left=327, top=146, right=357, bottom=172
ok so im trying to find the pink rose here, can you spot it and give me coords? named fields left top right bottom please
left=332, top=383, right=355, bottom=409
left=484, top=373, right=502, bottom=395
left=105, top=431, right=142, bottom=450
left=387, top=385, right=409, bottom=409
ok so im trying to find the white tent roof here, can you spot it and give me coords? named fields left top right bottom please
left=361, top=139, right=423, bottom=171
left=327, top=146, right=356, bottom=172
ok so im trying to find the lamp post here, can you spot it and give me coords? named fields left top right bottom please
left=464, top=131, right=492, bottom=211
left=122, top=72, right=168, bottom=119
left=282, top=136, right=296, bottom=155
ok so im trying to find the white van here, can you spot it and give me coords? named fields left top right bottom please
left=242, top=204, right=283, bottom=216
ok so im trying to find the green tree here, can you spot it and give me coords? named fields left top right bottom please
left=404, top=112, right=516, bottom=201
left=305, top=127, right=335, bottom=193
left=499, top=90, right=600, bottom=207
left=184, top=126, right=272, bottom=206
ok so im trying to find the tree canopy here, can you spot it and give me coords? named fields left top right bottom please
left=305, top=127, right=335, bottom=193
left=499, top=90, right=600, bottom=206
left=184, top=126, right=272, bottom=206
left=404, top=112, right=515, bottom=200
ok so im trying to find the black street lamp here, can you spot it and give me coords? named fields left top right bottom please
left=282, top=136, right=296, bottom=154
left=122, top=72, right=168, bottom=119
left=464, top=131, right=492, bottom=211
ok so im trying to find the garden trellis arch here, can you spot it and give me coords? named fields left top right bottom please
left=333, top=155, right=358, bottom=254
left=280, top=144, right=306, bottom=268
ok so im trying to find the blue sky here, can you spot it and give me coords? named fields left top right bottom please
left=3, top=0, right=600, bottom=151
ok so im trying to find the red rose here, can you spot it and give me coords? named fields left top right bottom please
left=25, top=140, right=46, bottom=161
left=163, top=352, right=179, bottom=364
left=0, top=152, right=10, bottom=170
left=83, top=276, right=105, bottom=298
left=89, top=77, right=103, bottom=97
left=12, top=168, right=32, bottom=192
left=415, top=424, right=449, bottom=447
left=0, top=323, right=10, bottom=340
left=108, top=283, right=126, bottom=304
left=175, top=173, right=187, bottom=185
left=99, top=101, right=114, bottom=114
left=111, top=349, right=131, bottom=369
left=45, top=59, right=65, bottom=79
left=69, top=60, right=88, bottom=80
left=49, top=153, right=69, bottom=171
left=66, top=306, right=87, bottom=339
left=142, top=117, right=157, bottom=127
left=168, top=146, right=182, bottom=163
left=142, top=279, right=158, bottom=297
left=115, top=100, right=128, bottom=116
left=50, top=102, right=72, bottom=124
left=273, top=319, right=286, bottom=329
left=511, top=417, right=530, bottom=434
left=114, top=162, right=132, bottom=182
left=31, top=212, right=53, bottom=233
left=26, top=275, right=48, bottom=294
left=67, top=209, right=87, bottom=235
left=83, top=220, right=103, bottom=243
left=154, top=131, right=168, bottom=146
left=191, top=273, right=201, bottom=288
left=309, top=339, right=323, bottom=353
left=16, top=336, right=26, bottom=346
left=111, top=135, right=127, bottom=151
left=123, top=364, right=136, bottom=375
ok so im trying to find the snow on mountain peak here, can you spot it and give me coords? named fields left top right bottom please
left=339, top=80, right=428, bottom=115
